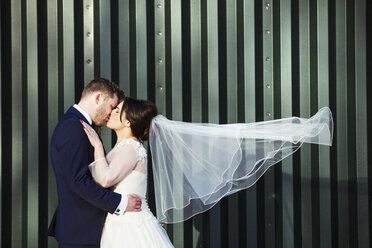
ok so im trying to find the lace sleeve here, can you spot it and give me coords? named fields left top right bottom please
left=89, top=144, right=139, bottom=188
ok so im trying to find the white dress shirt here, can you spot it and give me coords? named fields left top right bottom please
left=73, top=104, right=128, bottom=214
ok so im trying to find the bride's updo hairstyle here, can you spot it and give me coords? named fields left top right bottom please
left=120, top=97, right=158, bottom=141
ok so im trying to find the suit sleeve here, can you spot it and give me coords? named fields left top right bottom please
left=54, top=119, right=121, bottom=214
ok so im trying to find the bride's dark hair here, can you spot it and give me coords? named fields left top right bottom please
left=120, top=97, right=158, bottom=141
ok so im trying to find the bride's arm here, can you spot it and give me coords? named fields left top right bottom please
left=81, top=120, right=138, bottom=188
left=89, top=145, right=138, bottom=188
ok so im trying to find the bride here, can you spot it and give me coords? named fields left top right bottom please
left=81, top=97, right=173, bottom=247
left=82, top=96, right=333, bottom=246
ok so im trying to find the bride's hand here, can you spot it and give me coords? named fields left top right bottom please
left=80, top=120, right=102, bottom=149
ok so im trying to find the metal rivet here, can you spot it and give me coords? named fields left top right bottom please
left=265, top=3, right=270, bottom=9
left=87, top=32, right=91, bottom=37
left=266, top=84, right=271, bottom=89
left=157, top=4, right=162, bottom=9
left=86, top=5, right=91, bottom=9
left=266, top=112, right=271, bottom=116
left=87, top=59, right=92, bottom=64
left=157, top=31, right=163, bottom=36
left=265, top=30, right=271, bottom=35
left=157, top=58, right=163, bottom=64
left=158, top=85, right=164, bottom=91
left=265, top=57, right=271, bottom=62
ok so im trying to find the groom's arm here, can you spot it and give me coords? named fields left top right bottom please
left=55, top=119, right=123, bottom=214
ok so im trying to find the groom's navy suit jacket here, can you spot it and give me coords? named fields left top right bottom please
left=47, top=106, right=121, bottom=245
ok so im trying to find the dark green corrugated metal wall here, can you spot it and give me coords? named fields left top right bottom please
left=1, top=0, right=370, bottom=247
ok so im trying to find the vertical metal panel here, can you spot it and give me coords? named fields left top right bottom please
left=355, top=0, right=369, bottom=246
left=0, top=1, right=370, bottom=247
left=226, top=1, right=240, bottom=247
left=190, top=1, right=203, bottom=247
left=243, top=0, right=255, bottom=123
left=26, top=0, right=39, bottom=247
left=262, top=1, right=276, bottom=247
left=346, top=0, right=358, bottom=246
left=299, top=0, right=313, bottom=246
left=190, top=0, right=202, bottom=124
left=169, top=0, right=184, bottom=247
left=170, top=0, right=182, bottom=122
left=84, top=0, right=94, bottom=84
left=0, top=3, right=12, bottom=248
left=0, top=5, right=3, bottom=244
left=11, top=0, right=23, bottom=247
left=206, top=0, right=219, bottom=123
left=279, top=0, right=292, bottom=117
left=280, top=0, right=293, bottom=247
left=47, top=0, right=59, bottom=247
left=135, top=0, right=147, bottom=99
left=99, top=0, right=111, bottom=81
left=242, top=0, right=257, bottom=247
left=204, top=1, right=221, bottom=247
left=155, top=0, right=166, bottom=115
left=0, top=6, right=2, bottom=246
left=335, top=0, right=349, bottom=246
left=63, top=0, right=75, bottom=111
left=0, top=4, right=2, bottom=246
left=317, top=0, right=332, bottom=247
left=153, top=0, right=168, bottom=240
left=263, top=1, right=274, bottom=120
left=118, top=0, right=130, bottom=94
left=98, top=0, right=112, bottom=149
left=226, top=1, right=238, bottom=123
left=309, top=0, right=320, bottom=244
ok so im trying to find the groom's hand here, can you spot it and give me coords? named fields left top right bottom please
left=125, top=194, right=142, bottom=212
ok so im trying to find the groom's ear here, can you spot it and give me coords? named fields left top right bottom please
left=94, top=92, right=102, bottom=104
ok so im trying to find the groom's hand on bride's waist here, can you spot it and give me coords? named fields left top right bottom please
left=125, top=194, right=142, bottom=212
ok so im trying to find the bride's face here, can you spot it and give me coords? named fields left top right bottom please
left=106, top=101, right=130, bottom=130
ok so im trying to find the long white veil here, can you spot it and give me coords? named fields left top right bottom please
left=149, top=107, right=333, bottom=223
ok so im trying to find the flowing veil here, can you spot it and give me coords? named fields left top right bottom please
left=149, top=107, right=333, bottom=223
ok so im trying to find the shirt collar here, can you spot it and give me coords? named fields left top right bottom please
left=73, top=104, right=93, bottom=125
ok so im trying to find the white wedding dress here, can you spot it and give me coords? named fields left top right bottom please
left=89, top=138, right=174, bottom=248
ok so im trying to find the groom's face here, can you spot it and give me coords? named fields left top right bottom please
left=94, top=93, right=119, bottom=126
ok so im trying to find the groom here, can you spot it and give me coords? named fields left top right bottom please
left=48, top=78, right=142, bottom=247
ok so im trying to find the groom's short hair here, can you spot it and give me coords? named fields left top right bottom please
left=81, top=78, right=124, bottom=100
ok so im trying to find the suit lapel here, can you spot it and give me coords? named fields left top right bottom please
left=66, top=106, right=105, bottom=155
left=67, top=106, right=91, bottom=124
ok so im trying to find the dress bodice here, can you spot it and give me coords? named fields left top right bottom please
left=106, top=138, right=148, bottom=199
left=99, top=139, right=174, bottom=248
left=112, top=170, right=147, bottom=199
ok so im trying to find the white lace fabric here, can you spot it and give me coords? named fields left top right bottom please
left=89, top=138, right=147, bottom=189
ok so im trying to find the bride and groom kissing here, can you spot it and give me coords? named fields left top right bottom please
left=47, top=77, right=333, bottom=248
left=47, top=78, right=174, bottom=248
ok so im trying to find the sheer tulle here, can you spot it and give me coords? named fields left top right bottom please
left=149, top=107, right=333, bottom=223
